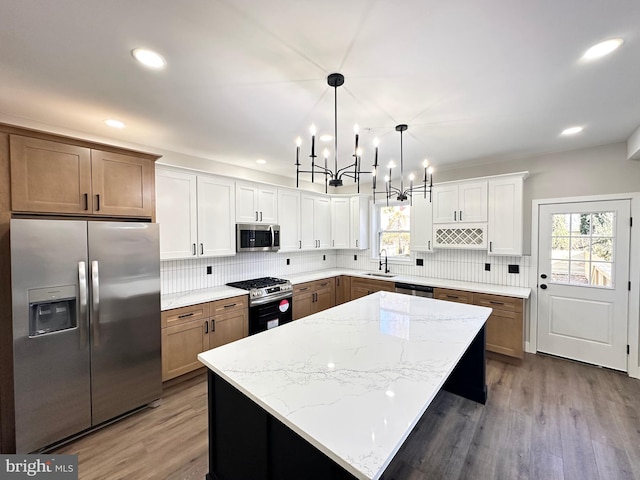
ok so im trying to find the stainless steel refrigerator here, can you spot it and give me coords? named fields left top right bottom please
left=10, top=219, right=162, bottom=453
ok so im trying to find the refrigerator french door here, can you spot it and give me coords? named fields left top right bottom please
left=11, top=219, right=162, bottom=453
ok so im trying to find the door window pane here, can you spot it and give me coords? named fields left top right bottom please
left=549, top=210, right=615, bottom=288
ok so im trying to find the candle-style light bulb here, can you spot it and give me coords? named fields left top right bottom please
left=310, top=124, right=316, bottom=158
left=373, top=137, right=379, bottom=147
left=387, top=161, right=396, bottom=169
left=422, top=158, right=429, bottom=168
left=384, top=175, right=390, bottom=182
left=409, top=173, right=415, bottom=181
left=310, top=124, right=317, bottom=136
left=296, top=137, right=302, bottom=147
left=353, top=124, right=360, bottom=134
left=356, top=147, right=363, bottom=157
left=323, top=148, right=329, bottom=159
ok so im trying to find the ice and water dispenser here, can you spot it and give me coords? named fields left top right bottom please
left=28, top=285, right=77, bottom=337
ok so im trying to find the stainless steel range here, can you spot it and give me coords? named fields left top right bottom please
left=227, top=277, right=293, bottom=334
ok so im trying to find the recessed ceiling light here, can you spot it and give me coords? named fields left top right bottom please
left=256, top=159, right=267, bottom=164
left=320, top=134, right=333, bottom=142
left=104, top=119, right=125, bottom=129
left=561, top=126, right=583, bottom=136
left=582, top=38, right=623, bottom=60
left=131, top=48, right=166, bottom=69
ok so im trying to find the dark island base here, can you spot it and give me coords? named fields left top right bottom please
left=206, top=326, right=486, bottom=480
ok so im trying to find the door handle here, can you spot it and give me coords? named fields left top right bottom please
left=211, top=319, right=215, bottom=332
left=299, top=240, right=302, bottom=249
left=96, top=194, right=100, bottom=211
left=192, top=243, right=196, bottom=256
left=454, top=210, right=456, bottom=221
left=428, top=240, right=431, bottom=250
left=78, top=261, right=88, bottom=346
left=489, top=241, right=493, bottom=252
left=541, top=274, right=547, bottom=279
left=91, top=260, right=100, bottom=347
left=540, top=284, right=548, bottom=290
left=260, top=211, right=263, bottom=222
left=255, top=211, right=258, bottom=221
left=84, top=193, right=89, bottom=211
left=459, top=210, right=462, bottom=221
left=200, top=243, right=204, bottom=255
left=204, top=320, right=209, bottom=334
left=356, top=239, right=358, bottom=248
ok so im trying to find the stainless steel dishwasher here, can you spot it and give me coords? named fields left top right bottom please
left=394, top=282, right=434, bottom=298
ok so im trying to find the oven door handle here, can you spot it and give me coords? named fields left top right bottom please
left=250, top=292, right=292, bottom=306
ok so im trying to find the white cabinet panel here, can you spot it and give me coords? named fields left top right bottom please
left=156, top=167, right=235, bottom=259
left=331, top=197, right=350, bottom=248
left=277, top=188, right=301, bottom=251
left=198, top=176, right=236, bottom=257
left=410, top=194, right=433, bottom=252
left=350, top=195, right=369, bottom=250
left=236, top=182, right=277, bottom=223
left=433, top=181, right=487, bottom=223
left=315, top=197, right=331, bottom=248
left=300, top=194, right=317, bottom=250
left=488, top=176, right=523, bottom=256
left=156, top=168, right=198, bottom=259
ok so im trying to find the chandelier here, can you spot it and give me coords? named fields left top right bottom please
left=372, top=124, right=434, bottom=205
left=295, top=73, right=371, bottom=193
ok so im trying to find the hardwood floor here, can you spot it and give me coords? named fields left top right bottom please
left=53, top=354, right=640, bottom=479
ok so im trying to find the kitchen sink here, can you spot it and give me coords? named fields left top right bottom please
left=364, top=272, right=396, bottom=278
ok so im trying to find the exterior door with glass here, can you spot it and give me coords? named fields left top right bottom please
left=537, top=200, right=630, bottom=371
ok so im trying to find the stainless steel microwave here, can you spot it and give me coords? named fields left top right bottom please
left=236, top=223, right=280, bottom=252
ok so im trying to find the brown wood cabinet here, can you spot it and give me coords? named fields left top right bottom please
left=335, top=275, right=351, bottom=305
left=350, top=277, right=395, bottom=300
left=161, top=296, right=248, bottom=381
left=293, top=279, right=336, bottom=320
left=434, top=287, right=525, bottom=361
left=433, top=287, right=473, bottom=304
left=473, top=292, right=524, bottom=359
left=10, top=136, right=155, bottom=218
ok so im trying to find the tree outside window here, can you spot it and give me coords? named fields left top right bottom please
left=378, top=205, right=410, bottom=257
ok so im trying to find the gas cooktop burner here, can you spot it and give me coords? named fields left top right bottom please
left=227, top=277, right=289, bottom=290
left=227, top=277, right=293, bottom=306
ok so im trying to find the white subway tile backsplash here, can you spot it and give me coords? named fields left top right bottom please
left=160, top=248, right=530, bottom=294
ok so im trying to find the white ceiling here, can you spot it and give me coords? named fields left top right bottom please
left=1, top=0, right=639, bottom=183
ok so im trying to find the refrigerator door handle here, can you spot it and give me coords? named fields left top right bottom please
left=78, top=261, right=88, bottom=347
left=91, top=260, right=100, bottom=347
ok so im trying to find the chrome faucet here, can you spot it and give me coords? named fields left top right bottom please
left=379, top=249, right=389, bottom=273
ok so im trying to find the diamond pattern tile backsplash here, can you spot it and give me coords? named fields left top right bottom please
left=161, top=249, right=530, bottom=295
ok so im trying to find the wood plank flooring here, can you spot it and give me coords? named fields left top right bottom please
left=53, top=353, right=640, bottom=479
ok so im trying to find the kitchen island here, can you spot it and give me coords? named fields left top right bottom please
left=198, top=291, right=492, bottom=480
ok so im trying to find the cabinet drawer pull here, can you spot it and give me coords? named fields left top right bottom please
left=200, top=243, right=204, bottom=255
left=454, top=210, right=456, bottom=221
left=260, top=211, right=263, bottom=222
left=96, top=194, right=101, bottom=211
left=211, top=320, right=215, bottom=332
left=223, top=303, right=237, bottom=308
left=446, top=295, right=459, bottom=299
left=192, top=243, right=196, bottom=256
left=320, top=282, right=328, bottom=287
left=178, top=312, right=195, bottom=319
left=84, top=193, right=89, bottom=211
left=489, top=300, right=504, bottom=305
left=298, top=287, right=309, bottom=291
left=459, top=210, right=462, bottom=221
left=204, top=320, right=208, bottom=334
left=255, top=211, right=259, bottom=221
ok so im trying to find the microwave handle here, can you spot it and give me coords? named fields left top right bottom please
left=269, top=224, right=274, bottom=247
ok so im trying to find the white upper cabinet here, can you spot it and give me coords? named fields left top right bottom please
left=488, top=174, right=524, bottom=256
left=197, top=175, right=236, bottom=257
left=301, top=193, right=330, bottom=250
left=331, top=197, right=350, bottom=248
left=410, top=194, right=433, bottom=252
left=433, top=181, right=487, bottom=223
left=349, top=195, right=369, bottom=250
left=277, top=188, right=301, bottom=252
left=156, top=167, right=236, bottom=259
left=235, top=182, right=278, bottom=224
left=156, top=168, right=198, bottom=259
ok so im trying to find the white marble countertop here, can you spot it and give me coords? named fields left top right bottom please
left=161, top=285, right=247, bottom=310
left=198, top=291, right=492, bottom=480
left=161, top=268, right=530, bottom=310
